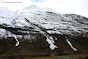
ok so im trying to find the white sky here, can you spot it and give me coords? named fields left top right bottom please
left=0, top=0, right=88, bottom=17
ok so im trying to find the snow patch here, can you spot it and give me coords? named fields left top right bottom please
left=0, top=29, right=6, bottom=37
left=46, top=36, right=58, bottom=50
left=47, top=30, right=62, bottom=34
left=55, top=37, right=57, bottom=40
left=12, top=34, right=19, bottom=46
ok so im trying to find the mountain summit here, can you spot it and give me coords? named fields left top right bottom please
left=0, top=6, right=88, bottom=55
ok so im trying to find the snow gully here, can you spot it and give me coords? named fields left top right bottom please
left=12, top=34, right=19, bottom=46
left=65, top=36, right=77, bottom=51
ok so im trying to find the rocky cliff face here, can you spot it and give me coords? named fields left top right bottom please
left=0, top=5, right=88, bottom=55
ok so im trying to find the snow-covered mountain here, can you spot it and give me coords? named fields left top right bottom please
left=0, top=5, right=88, bottom=53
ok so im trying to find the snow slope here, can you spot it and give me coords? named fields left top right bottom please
left=0, top=5, right=88, bottom=50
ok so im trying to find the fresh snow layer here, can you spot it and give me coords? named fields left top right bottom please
left=0, top=6, right=88, bottom=37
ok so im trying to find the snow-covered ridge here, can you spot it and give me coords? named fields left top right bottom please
left=0, top=5, right=88, bottom=50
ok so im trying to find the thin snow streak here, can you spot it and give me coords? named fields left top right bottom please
left=65, top=36, right=77, bottom=51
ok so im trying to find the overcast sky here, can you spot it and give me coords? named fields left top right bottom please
left=0, top=0, right=88, bottom=17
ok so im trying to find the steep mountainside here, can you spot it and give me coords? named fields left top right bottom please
left=0, top=5, right=88, bottom=55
